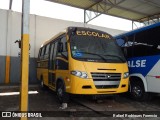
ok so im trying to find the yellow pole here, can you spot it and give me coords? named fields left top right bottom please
left=20, top=0, right=30, bottom=120
left=20, top=34, right=29, bottom=120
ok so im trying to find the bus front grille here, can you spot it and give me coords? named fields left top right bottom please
left=91, top=72, right=121, bottom=89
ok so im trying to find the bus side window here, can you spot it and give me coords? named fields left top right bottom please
left=40, top=46, right=46, bottom=60
left=147, top=45, right=160, bottom=56
left=44, top=44, right=50, bottom=59
left=50, top=43, right=54, bottom=61
left=49, top=42, right=55, bottom=69
left=61, top=36, right=67, bottom=52
left=126, top=45, right=133, bottom=58
left=58, top=36, right=68, bottom=59
left=53, top=42, right=58, bottom=60
left=133, top=45, right=148, bottom=57
left=38, top=48, right=42, bottom=60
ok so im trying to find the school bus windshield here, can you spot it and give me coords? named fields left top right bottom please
left=70, top=32, right=126, bottom=63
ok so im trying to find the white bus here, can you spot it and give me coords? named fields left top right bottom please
left=115, top=22, right=160, bottom=101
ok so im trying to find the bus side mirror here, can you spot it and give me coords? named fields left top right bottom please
left=68, top=27, right=77, bottom=41
left=58, top=42, right=63, bottom=52
left=68, top=27, right=77, bottom=36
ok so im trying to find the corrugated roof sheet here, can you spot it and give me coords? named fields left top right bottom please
left=47, top=0, right=160, bottom=22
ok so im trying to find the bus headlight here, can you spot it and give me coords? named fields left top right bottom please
left=71, top=70, right=88, bottom=79
left=123, top=72, right=129, bottom=79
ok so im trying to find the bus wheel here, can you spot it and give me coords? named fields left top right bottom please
left=130, top=81, right=150, bottom=101
left=56, top=81, right=70, bottom=103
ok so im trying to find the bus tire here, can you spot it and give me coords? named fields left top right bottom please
left=130, top=80, right=150, bottom=101
left=56, top=80, right=70, bottom=103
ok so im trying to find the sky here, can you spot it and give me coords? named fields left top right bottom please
left=0, top=0, right=142, bottom=31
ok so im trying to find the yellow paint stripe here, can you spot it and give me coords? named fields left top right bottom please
left=5, top=56, right=10, bottom=84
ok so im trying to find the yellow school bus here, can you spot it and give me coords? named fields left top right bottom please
left=37, top=27, right=129, bottom=103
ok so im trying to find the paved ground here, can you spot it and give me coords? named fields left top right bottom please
left=0, top=85, right=160, bottom=120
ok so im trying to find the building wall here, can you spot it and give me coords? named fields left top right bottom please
left=0, top=9, right=125, bottom=84
left=0, top=9, right=8, bottom=84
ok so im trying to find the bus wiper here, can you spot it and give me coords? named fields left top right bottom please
left=103, top=54, right=125, bottom=62
left=77, top=52, right=107, bottom=62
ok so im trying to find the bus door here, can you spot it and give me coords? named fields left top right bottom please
left=48, top=42, right=58, bottom=88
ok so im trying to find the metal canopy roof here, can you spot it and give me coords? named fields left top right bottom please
left=47, top=0, right=160, bottom=23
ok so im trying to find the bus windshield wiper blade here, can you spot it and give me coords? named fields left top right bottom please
left=77, top=52, right=107, bottom=62
left=103, top=54, right=125, bottom=62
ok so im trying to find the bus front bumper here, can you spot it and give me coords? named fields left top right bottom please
left=67, top=77, right=129, bottom=95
